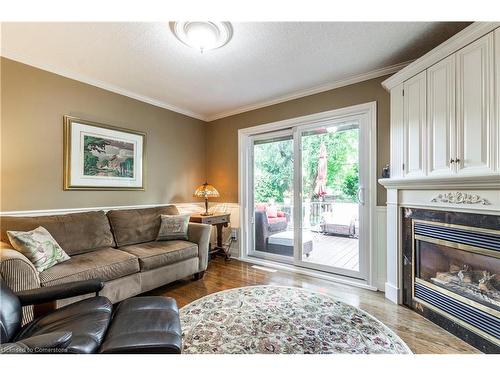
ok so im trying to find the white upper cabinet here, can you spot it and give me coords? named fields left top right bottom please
left=384, top=23, right=500, bottom=182
left=427, top=55, right=456, bottom=176
left=456, top=33, right=495, bottom=175
left=403, top=71, right=427, bottom=177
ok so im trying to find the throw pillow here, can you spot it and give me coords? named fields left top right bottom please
left=7, top=226, right=70, bottom=272
left=255, top=203, right=267, bottom=212
left=157, top=214, right=190, bottom=241
left=266, top=205, right=278, bottom=218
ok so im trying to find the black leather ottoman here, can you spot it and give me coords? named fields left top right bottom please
left=99, top=296, right=182, bottom=354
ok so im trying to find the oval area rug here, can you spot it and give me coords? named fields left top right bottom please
left=180, top=285, right=411, bottom=354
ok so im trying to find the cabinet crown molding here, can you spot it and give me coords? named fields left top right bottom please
left=382, top=22, right=500, bottom=91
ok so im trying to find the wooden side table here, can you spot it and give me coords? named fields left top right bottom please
left=190, top=212, right=231, bottom=260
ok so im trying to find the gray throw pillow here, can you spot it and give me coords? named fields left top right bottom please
left=157, top=214, right=190, bottom=241
left=7, top=226, right=70, bottom=272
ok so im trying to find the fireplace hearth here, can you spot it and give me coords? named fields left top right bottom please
left=402, top=208, right=500, bottom=353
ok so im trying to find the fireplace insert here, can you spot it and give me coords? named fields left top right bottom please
left=402, top=208, right=500, bottom=353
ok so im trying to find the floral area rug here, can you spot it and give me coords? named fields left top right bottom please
left=179, top=285, right=411, bottom=354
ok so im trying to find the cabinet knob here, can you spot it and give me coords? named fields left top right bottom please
left=455, top=158, right=460, bottom=163
left=450, top=159, right=455, bottom=163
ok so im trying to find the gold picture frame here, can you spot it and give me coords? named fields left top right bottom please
left=63, top=115, right=146, bottom=190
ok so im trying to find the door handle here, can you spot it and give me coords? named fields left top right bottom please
left=357, top=187, right=365, bottom=206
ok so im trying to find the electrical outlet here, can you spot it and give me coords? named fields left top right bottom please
left=231, top=228, right=238, bottom=241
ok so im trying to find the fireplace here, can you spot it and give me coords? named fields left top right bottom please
left=402, top=208, right=500, bottom=353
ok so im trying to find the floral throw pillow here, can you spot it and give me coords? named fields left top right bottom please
left=157, top=214, right=190, bottom=241
left=7, top=226, right=70, bottom=272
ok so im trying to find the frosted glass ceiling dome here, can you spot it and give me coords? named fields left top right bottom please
left=170, top=22, right=233, bottom=53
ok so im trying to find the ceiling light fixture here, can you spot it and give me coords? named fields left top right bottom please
left=170, top=22, right=233, bottom=53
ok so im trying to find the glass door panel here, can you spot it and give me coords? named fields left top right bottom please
left=250, top=132, right=295, bottom=261
left=297, top=120, right=364, bottom=278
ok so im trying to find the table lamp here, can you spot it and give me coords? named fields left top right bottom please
left=194, top=182, right=220, bottom=216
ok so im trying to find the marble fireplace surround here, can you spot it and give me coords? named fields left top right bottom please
left=378, top=174, right=500, bottom=304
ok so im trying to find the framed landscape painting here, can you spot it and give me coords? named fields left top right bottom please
left=63, top=116, right=145, bottom=190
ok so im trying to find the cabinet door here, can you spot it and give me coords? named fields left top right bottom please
left=403, top=71, right=427, bottom=177
left=427, top=55, right=456, bottom=176
left=390, top=84, right=404, bottom=178
left=456, top=33, right=495, bottom=175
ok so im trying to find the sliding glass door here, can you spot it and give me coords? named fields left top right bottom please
left=244, top=107, right=372, bottom=281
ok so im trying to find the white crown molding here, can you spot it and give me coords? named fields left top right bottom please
left=205, top=61, right=412, bottom=122
left=1, top=48, right=411, bottom=123
left=0, top=51, right=207, bottom=121
left=382, top=22, right=500, bottom=91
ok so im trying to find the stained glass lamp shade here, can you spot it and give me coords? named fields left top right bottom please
left=194, top=182, right=220, bottom=216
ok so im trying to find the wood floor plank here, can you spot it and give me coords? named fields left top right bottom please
left=145, top=258, right=480, bottom=354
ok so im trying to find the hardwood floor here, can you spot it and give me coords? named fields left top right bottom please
left=145, top=258, right=480, bottom=354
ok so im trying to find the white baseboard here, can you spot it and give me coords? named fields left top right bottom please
left=384, top=282, right=400, bottom=304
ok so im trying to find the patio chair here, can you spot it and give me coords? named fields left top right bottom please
left=320, top=202, right=359, bottom=238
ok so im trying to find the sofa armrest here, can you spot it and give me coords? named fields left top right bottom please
left=16, top=279, right=104, bottom=306
left=187, top=223, right=211, bottom=272
left=0, top=243, right=41, bottom=292
left=0, top=332, right=72, bottom=354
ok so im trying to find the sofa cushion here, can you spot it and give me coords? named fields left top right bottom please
left=268, top=220, right=288, bottom=232
left=267, top=217, right=287, bottom=225
left=119, top=240, right=198, bottom=271
left=1, top=211, right=115, bottom=256
left=107, top=206, right=179, bottom=247
left=39, top=248, right=140, bottom=287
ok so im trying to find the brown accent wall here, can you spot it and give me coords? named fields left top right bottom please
left=206, top=76, right=391, bottom=206
left=0, top=58, right=207, bottom=211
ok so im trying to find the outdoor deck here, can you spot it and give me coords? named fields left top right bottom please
left=261, top=231, right=359, bottom=271
left=304, top=233, right=359, bottom=271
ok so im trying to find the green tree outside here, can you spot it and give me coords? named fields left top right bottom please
left=254, top=128, right=359, bottom=204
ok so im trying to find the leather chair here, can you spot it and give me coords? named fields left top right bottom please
left=0, top=279, right=182, bottom=354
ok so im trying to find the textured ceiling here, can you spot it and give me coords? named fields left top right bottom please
left=1, top=22, right=470, bottom=120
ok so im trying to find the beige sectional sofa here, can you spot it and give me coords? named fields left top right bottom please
left=0, top=205, right=211, bottom=318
